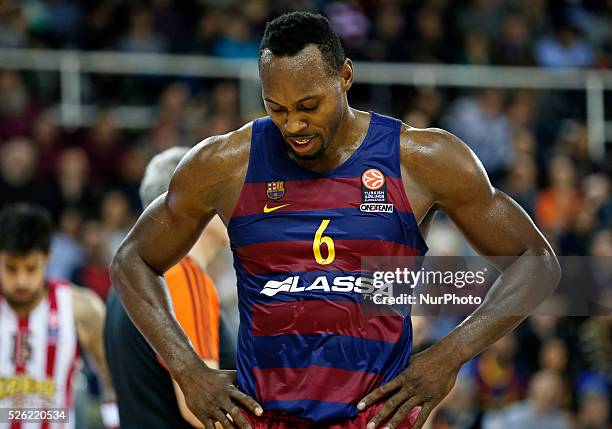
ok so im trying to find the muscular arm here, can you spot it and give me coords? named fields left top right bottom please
left=110, top=139, right=218, bottom=378
left=73, top=286, right=115, bottom=402
left=361, top=127, right=561, bottom=429
left=109, top=129, right=260, bottom=429
left=405, top=128, right=560, bottom=363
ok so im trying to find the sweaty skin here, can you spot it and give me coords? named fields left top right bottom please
left=110, top=45, right=560, bottom=429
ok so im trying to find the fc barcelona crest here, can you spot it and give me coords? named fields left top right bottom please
left=266, top=181, right=285, bottom=200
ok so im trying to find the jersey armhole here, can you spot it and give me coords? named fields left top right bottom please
left=227, top=119, right=265, bottom=222
left=394, top=127, right=429, bottom=254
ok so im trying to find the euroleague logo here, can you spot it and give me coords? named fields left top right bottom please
left=362, top=168, right=385, bottom=190
left=360, top=168, right=394, bottom=213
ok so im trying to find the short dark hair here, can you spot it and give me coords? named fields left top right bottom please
left=0, top=203, right=52, bottom=255
left=259, top=12, right=345, bottom=74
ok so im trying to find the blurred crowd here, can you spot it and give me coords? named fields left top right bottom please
left=1, top=0, right=612, bottom=67
left=0, top=0, right=611, bottom=428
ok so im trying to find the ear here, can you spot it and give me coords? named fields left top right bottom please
left=340, top=58, right=353, bottom=92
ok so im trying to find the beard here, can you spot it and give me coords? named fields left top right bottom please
left=282, top=138, right=327, bottom=161
left=4, top=286, right=45, bottom=311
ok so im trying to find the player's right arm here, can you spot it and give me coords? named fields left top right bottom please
left=109, top=129, right=262, bottom=429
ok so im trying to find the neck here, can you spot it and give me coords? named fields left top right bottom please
left=291, top=107, right=368, bottom=174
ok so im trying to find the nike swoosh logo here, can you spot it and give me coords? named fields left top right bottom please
left=263, top=203, right=290, bottom=213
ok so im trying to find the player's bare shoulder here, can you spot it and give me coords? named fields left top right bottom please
left=169, top=121, right=254, bottom=220
left=399, top=123, right=491, bottom=201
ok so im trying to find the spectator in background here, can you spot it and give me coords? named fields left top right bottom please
left=208, top=81, right=242, bottom=125
left=75, top=220, right=111, bottom=300
left=511, top=127, right=537, bottom=157
left=363, top=3, right=407, bottom=62
left=54, top=147, right=99, bottom=218
left=576, top=384, right=610, bottom=429
left=443, top=89, right=514, bottom=182
left=458, top=0, right=501, bottom=39
left=559, top=204, right=597, bottom=255
left=505, top=91, right=538, bottom=130
left=503, top=153, right=538, bottom=218
left=411, top=6, right=449, bottom=63
left=324, top=0, right=370, bottom=55
left=81, top=1, right=119, bottom=50
left=0, top=1, right=25, bottom=47
left=556, top=121, right=599, bottom=180
left=242, top=0, right=270, bottom=36
left=466, top=333, right=527, bottom=411
left=82, top=112, right=125, bottom=187
left=431, top=376, right=480, bottom=429
left=582, top=174, right=612, bottom=230
left=558, top=171, right=610, bottom=255
left=48, top=207, right=84, bottom=281
left=150, top=0, right=192, bottom=52
left=211, top=13, right=259, bottom=58
left=0, top=70, right=40, bottom=140
left=156, top=81, right=191, bottom=132
left=539, top=337, right=569, bottom=374
left=0, top=136, right=54, bottom=211
left=100, top=190, right=133, bottom=267
left=536, top=155, right=582, bottom=234
left=482, top=370, right=572, bottom=429
left=579, top=315, right=612, bottom=387
left=535, top=21, right=595, bottom=68
left=538, top=337, right=572, bottom=408
left=191, top=10, right=226, bottom=54
left=30, top=109, right=63, bottom=179
left=459, top=28, right=491, bottom=65
left=115, top=145, right=148, bottom=211
left=495, top=13, right=535, bottom=66
left=117, top=6, right=168, bottom=53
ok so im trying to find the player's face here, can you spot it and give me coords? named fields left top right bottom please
left=260, top=45, right=352, bottom=161
left=0, top=250, right=48, bottom=307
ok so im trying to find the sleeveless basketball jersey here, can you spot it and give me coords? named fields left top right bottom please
left=228, top=113, right=428, bottom=421
left=0, top=280, right=80, bottom=429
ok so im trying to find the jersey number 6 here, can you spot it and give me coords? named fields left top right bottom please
left=313, top=219, right=335, bottom=265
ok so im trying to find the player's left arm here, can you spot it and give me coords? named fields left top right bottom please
left=360, top=128, right=561, bottom=429
left=73, top=286, right=119, bottom=428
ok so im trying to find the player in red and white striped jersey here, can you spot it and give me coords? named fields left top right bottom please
left=0, top=204, right=118, bottom=429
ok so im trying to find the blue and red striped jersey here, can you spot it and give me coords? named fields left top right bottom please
left=227, top=112, right=428, bottom=421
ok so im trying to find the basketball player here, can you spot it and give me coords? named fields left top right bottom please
left=0, top=203, right=118, bottom=429
left=110, top=12, right=561, bottom=429
left=104, top=147, right=233, bottom=429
